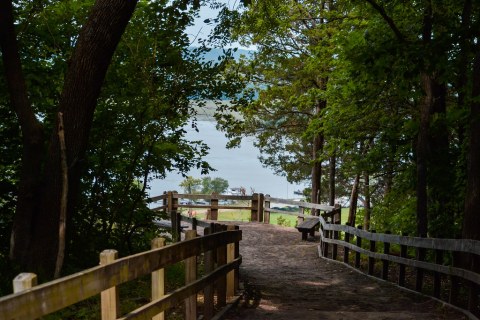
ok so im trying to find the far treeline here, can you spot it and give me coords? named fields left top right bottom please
left=0, top=0, right=480, bottom=287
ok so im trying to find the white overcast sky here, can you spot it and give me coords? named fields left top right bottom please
left=185, top=0, right=248, bottom=48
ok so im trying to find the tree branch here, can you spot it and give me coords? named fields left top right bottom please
left=0, top=0, right=43, bottom=137
left=364, top=0, right=406, bottom=42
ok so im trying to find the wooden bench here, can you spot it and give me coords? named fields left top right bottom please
left=296, top=218, right=320, bottom=240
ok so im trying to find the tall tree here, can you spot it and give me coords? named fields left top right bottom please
left=219, top=0, right=340, bottom=204
left=0, top=0, right=224, bottom=278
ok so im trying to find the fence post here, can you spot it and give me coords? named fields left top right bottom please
left=216, top=224, right=227, bottom=307
left=298, top=206, right=305, bottom=227
left=258, top=193, right=264, bottom=223
left=185, top=230, right=197, bottom=320
left=368, top=230, right=376, bottom=275
left=332, top=205, right=341, bottom=260
left=211, top=193, right=219, bottom=220
left=234, top=225, right=240, bottom=293
left=162, top=191, right=167, bottom=215
left=323, top=221, right=330, bottom=258
left=151, top=238, right=166, bottom=320
left=382, top=231, right=391, bottom=280
left=169, top=191, right=180, bottom=242
left=100, top=250, right=119, bottom=320
left=343, top=223, right=350, bottom=264
left=13, top=273, right=37, bottom=293
left=203, top=227, right=214, bottom=320
left=398, top=233, right=408, bottom=287
left=355, top=225, right=362, bottom=268
left=415, top=247, right=426, bottom=292
left=433, top=249, right=443, bottom=298
left=227, top=225, right=236, bottom=297
left=264, top=195, right=271, bottom=224
left=251, top=193, right=258, bottom=222
left=192, top=217, right=197, bottom=231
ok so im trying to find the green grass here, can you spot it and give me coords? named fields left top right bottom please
left=182, top=207, right=350, bottom=227
left=185, top=209, right=299, bottom=227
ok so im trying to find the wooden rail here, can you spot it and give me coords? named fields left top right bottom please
left=318, top=215, right=480, bottom=317
left=0, top=226, right=241, bottom=320
left=149, top=192, right=340, bottom=227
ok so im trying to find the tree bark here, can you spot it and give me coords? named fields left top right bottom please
left=311, top=132, right=323, bottom=205
left=463, top=49, right=480, bottom=244
left=363, top=172, right=371, bottom=231
left=4, top=0, right=138, bottom=278
left=348, top=174, right=360, bottom=226
left=329, top=153, right=336, bottom=206
left=0, top=0, right=45, bottom=262
left=416, top=73, right=433, bottom=238
left=415, top=1, right=433, bottom=238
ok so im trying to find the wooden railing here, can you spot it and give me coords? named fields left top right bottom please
left=318, top=215, right=480, bottom=317
left=150, top=192, right=340, bottom=238
left=151, top=191, right=479, bottom=316
left=0, top=225, right=241, bottom=320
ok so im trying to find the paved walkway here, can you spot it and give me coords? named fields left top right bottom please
left=223, top=223, right=468, bottom=320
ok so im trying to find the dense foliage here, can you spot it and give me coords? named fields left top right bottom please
left=219, top=0, right=480, bottom=242
left=0, top=0, right=236, bottom=287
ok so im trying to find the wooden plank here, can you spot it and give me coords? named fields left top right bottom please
left=184, top=231, right=197, bottom=320
left=151, top=238, right=166, bottom=320
left=264, top=208, right=319, bottom=218
left=118, top=257, right=242, bottom=320
left=175, top=194, right=253, bottom=201
left=148, top=194, right=168, bottom=202
left=100, top=250, right=119, bottom=320
left=216, top=233, right=227, bottom=308
left=319, top=235, right=480, bottom=286
left=13, top=273, right=37, bottom=293
left=355, top=226, right=362, bottom=268
left=203, top=228, right=214, bottom=320
left=319, top=216, right=480, bottom=254
left=151, top=205, right=167, bottom=211
left=382, top=232, right=391, bottom=281
left=368, top=231, right=376, bottom=275
left=0, top=230, right=242, bottom=320
left=265, top=197, right=335, bottom=212
left=177, top=204, right=251, bottom=211
left=296, top=219, right=319, bottom=230
left=226, top=225, right=236, bottom=297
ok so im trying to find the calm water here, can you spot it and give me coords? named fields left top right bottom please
left=148, top=121, right=305, bottom=199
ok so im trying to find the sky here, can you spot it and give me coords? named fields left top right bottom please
left=148, top=1, right=303, bottom=199
left=185, top=0, right=251, bottom=49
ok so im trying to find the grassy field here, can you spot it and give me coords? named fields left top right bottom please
left=179, top=208, right=347, bottom=228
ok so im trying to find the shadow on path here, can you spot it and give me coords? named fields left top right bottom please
left=224, top=223, right=468, bottom=320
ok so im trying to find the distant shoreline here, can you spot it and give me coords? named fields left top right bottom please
left=191, top=100, right=241, bottom=122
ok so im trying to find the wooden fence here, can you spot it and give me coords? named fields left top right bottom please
left=8, top=190, right=476, bottom=318
left=150, top=192, right=340, bottom=240
left=152, top=191, right=479, bottom=316
left=318, top=215, right=480, bottom=317
left=0, top=224, right=241, bottom=320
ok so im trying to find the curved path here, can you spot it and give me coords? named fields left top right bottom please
left=223, top=223, right=468, bottom=320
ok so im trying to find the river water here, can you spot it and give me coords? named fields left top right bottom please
left=148, top=120, right=305, bottom=199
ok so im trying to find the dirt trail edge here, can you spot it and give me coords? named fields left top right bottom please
left=223, top=222, right=469, bottom=320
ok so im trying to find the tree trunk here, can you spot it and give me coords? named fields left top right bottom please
left=311, top=99, right=325, bottom=205
left=4, top=0, right=138, bottom=278
left=311, top=132, right=323, bottom=205
left=416, top=72, right=433, bottom=238
left=463, top=49, right=480, bottom=244
left=348, top=174, right=360, bottom=226
left=329, top=153, right=336, bottom=206
left=363, top=173, right=371, bottom=231
left=0, top=0, right=45, bottom=262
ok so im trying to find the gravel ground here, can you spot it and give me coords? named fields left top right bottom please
left=222, top=222, right=469, bottom=320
